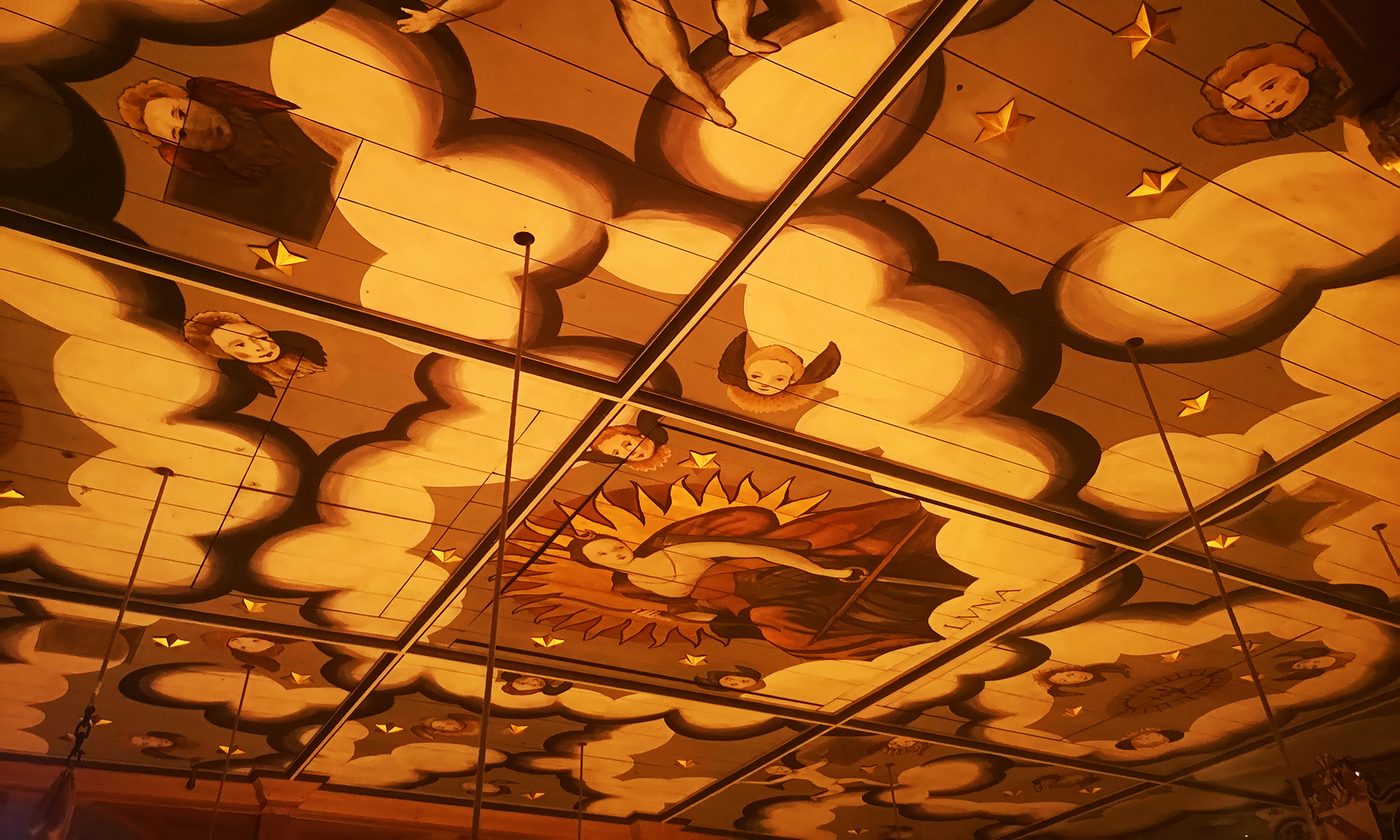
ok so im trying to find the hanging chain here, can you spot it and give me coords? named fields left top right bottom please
left=470, top=231, right=535, bottom=839
left=1123, top=338, right=1320, bottom=837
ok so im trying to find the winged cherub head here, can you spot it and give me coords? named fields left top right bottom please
left=716, top=332, right=841, bottom=414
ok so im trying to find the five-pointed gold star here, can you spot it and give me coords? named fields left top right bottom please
left=1178, top=390, right=1211, bottom=417
left=375, top=723, right=403, bottom=734
left=93, top=717, right=113, bottom=727
left=430, top=547, right=461, bottom=564
left=288, top=672, right=312, bottom=685
left=1114, top=3, right=1180, bottom=58
left=507, top=724, right=530, bottom=735
left=1206, top=534, right=1240, bottom=550
left=860, top=764, right=878, bottom=774
left=1161, top=650, right=1182, bottom=663
left=153, top=633, right=189, bottom=648
left=249, top=240, right=307, bottom=275
left=240, top=598, right=267, bottom=614
left=685, top=451, right=719, bottom=469
left=531, top=634, right=564, bottom=649
left=217, top=745, right=246, bottom=756
left=680, top=654, right=707, bottom=667
left=1063, top=706, right=1083, bottom=718
left=0, top=480, right=23, bottom=500
left=1080, top=786, right=1103, bottom=794
left=974, top=99, right=1035, bottom=143
left=676, top=759, right=697, bottom=768
left=522, top=791, right=545, bottom=801
left=1128, top=164, right=1185, bottom=197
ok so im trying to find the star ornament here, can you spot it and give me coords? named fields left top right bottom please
left=239, top=598, right=267, bottom=614
left=375, top=723, right=403, bottom=734
left=974, top=99, right=1035, bottom=143
left=531, top=634, right=564, bottom=649
left=0, top=480, right=23, bottom=500
left=288, top=672, right=312, bottom=685
left=860, top=764, right=878, bottom=775
left=217, top=745, right=246, bottom=756
left=249, top=240, right=307, bottom=275
left=1063, top=706, right=1083, bottom=718
left=685, top=451, right=719, bottom=469
left=1178, top=390, right=1211, bottom=417
left=153, top=634, right=189, bottom=648
left=676, top=759, right=697, bottom=768
left=522, top=791, right=545, bottom=801
left=1207, top=534, right=1241, bottom=550
left=507, top=724, right=529, bottom=735
left=680, top=654, right=707, bottom=667
left=430, top=547, right=462, bottom=565
left=1161, top=650, right=1182, bottom=663
left=1114, top=3, right=1180, bottom=59
left=1128, top=164, right=1186, bottom=198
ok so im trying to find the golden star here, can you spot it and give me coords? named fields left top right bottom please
left=531, top=634, right=564, bottom=649
left=1206, top=534, right=1240, bottom=550
left=522, top=791, right=545, bottom=801
left=0, top=480, right=23, bottom=500
left=1127, top=164, right=1185, bottom=197
left=153, top=634, right=189, bottom=648
left=1178, top=390, right=1210, bottom=417
left=974, top=99, right=1035, bottom=143
left=685, top=451, right=719, bottom=469
left=240, top=598, right=267, bottom=614
left=1161, top=650, right=1182, bottom=663
left=289, top=672, right=312, bottom=685
left=1063, top=706, right=1083, bottom=718
left=217, top=745, right=246, bottom=756
left=1114, top=3, right=1180, bottom=59
left=860, top=764, right=878, bottom=774
left=374, top=723, right=403, bottom=734
left=430, top=547, right=462, bottom=564
left=1080, top=786, right=1103, bottom=794
left=93, top=718, right=113, bottom=727
left=676, top=759, right=697, bottom=768
left=680, top=654, right=707, bottom=667
left=507, top=724, right=530, bottom=735
left=249, top=240, right=307, bottom=275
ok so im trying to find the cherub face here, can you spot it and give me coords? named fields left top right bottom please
left=718, top=674, right=759, bottom=691
left=886, top=736, right=920, bottom=750
left=764, top=765, right=792, bottom=776
left=130, top=734, right=175, bottom=750
left=427, top=717, right=466, bottom=733
left=1223, top=64, right=1310, bottom=121
left=596, top=432, right=655, bottom=462
left=227, top=636, right=276, bottom=654
left=142, top=96, right=233, bottom=151
left=1047, top=669, right=1095, bottom=686
left=211, top=321, right=280, bottom=364
left=510, top=676, right=547, bottom=693
left=744, top=358, right=795, bottom=395
left=1128, top=731, right=1171, bottom=749
left=581, top=538, right=635, bottom=569
left=1291, top=655, right=1338, bottom=671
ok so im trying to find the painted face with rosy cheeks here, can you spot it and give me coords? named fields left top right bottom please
left=130, top=735, right=175, bottom=750
left=1047, top=670, right=1095, bottom=686
left=1129, top=731, right=1171, bottom=749
left=744, top=358, right=796, bottom=395
left=581, top=538, right=635, bottom=569
left=211, top=321, right=280, bottom=363
left=142, top=96, right=233, bottom=150
left=1291, top=655, right=1338, bottom=671
left=227, top=636, right=276, bottom=654
left=1223, top=64, right=1310, bottom=120
left=718, top=674, right=759, bottom=691
left=595, top=433, right=655, bottom=462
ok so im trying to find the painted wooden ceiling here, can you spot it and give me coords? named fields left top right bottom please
left=1, top=0, right=1398, bottom=837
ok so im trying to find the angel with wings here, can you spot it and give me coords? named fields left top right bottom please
left=742, top=757, right=874, bottom=800
left=716, top=331, right=841, bottom=414
left=558, top=497, right=957, bottom=661
left=184, top=310, right=328, bottom=397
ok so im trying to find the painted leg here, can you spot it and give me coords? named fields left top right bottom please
left=713, top=0, right=779, bottom=56
left=612, top=0, right=737, bottom=127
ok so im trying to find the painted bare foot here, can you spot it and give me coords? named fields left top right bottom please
left=705, top=100, right=737, bottom=128
left=727, top=36, right=780, bottom=57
